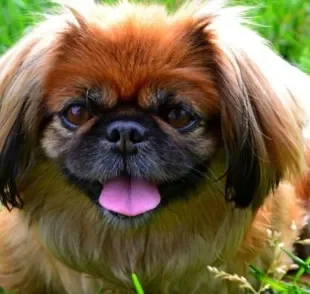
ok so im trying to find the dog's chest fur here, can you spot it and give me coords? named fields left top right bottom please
left=0, top=182, right=304, bottom=293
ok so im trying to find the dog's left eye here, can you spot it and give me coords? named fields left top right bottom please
left=61, top=104, right=92, bottom=128
left=165, top=107, right=196, bottom=130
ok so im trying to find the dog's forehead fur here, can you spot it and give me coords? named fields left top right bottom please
left=44, top=2, right=218, bottom=111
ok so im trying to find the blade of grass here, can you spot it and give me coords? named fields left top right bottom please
left=294, top=256, right=310, bottom=284
left=250, top=265, right=310, bottom=293
left=249, top=265, right=289, bottom=292
left=131, top=273, right=144, bottom=294
left=281, top=247, right=310, bottom=274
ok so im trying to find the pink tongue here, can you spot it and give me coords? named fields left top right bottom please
left=99, top=177, right=161, bottom=217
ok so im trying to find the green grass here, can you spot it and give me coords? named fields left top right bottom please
left=0, top=0, right=309, bottom=293
left=232, top=0, right=310, bottom=73
left=0, top=0, right=48, bottom=53
left=132, top=273, right=145, bottom=294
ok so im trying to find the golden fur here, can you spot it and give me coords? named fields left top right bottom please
left=0, top=1, right=309, bottom=293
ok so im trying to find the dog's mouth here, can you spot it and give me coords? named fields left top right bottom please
left=62, top=161, right=209, bottom=219
left=98, top=177, right=161, bottom=217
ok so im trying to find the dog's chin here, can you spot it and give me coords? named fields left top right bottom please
left=61, top=161, right=209, bottom=223
left=102, top=208, right=156, bottom=226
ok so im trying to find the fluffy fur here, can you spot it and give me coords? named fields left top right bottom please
left=0, top=1, right=309, bottom=293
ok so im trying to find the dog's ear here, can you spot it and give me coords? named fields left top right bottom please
left=0, top=18, right=66, bottom=209
left=185, top=3, right=309, bottom=209
left=0, top=5, right=103, bottom=210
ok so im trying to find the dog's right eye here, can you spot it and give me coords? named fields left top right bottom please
left=61, top=104, right=92, bottom=129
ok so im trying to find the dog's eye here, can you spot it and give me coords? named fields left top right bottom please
left=166, top=108, right=195, bottom=130
left=63, top=105, right=91, bottom=128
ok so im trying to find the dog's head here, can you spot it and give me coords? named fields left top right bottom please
left=0, top=1, right=307, bottom=220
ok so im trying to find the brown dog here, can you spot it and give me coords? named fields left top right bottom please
left=0, top=1, right=309, bottom=293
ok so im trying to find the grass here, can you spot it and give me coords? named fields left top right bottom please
left=208, top=230, right=310, bottom=293
left=232, top=0, right=310, bottom=73
left=132, top=273, right=145, bottom=294
left=0, top=0, right=309, bottom=293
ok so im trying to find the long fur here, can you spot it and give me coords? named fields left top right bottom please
left=0, top=1, right=309, bottom=293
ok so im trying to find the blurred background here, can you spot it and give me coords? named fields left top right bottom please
left=0, top=0, right=310, bottom=73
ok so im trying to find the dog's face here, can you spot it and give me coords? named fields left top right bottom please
left=41, top=16, right=221, bottom=219
left=0, top=2, right=305, bottom=225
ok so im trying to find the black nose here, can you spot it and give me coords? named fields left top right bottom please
left=106, top=121, right=147, bottom=154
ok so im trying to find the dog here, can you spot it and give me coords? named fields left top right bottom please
left=0, top=1, right=309, bottom=293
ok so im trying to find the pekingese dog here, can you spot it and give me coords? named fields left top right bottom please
left=0, top=0, right=309, bottom=293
